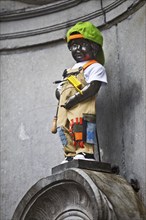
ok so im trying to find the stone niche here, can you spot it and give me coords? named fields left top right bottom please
left=12, top=161, right=146, bottom=220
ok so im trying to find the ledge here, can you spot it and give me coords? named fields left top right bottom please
left=52, top=159, right=112, bottom=174
left=0, top=0, right=84, bottom=21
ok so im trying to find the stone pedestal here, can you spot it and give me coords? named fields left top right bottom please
left=12, top=161, right=146, bottom=220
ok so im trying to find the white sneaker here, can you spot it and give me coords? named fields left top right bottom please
left=74, top=153, right=95, bottom=161
left=61, top=156, right=73, bottom=164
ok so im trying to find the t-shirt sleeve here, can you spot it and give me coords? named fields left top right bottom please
left=84, top=63, right=107, bottom=84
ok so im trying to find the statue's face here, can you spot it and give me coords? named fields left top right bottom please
left=69, top=38, right=95, bottom=62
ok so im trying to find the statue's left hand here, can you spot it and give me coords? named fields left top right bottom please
left=61, top=94, right=77, bottom=109
left=61, top=81, right=101, bottom=110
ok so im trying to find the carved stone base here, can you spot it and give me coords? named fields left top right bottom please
left=12, top=167, right=146, bottom=220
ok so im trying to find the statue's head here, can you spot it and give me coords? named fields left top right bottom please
left=66, top=21, right=105, bottom=65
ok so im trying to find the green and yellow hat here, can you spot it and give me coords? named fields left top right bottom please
left=66, top=21, right=105, bottom=65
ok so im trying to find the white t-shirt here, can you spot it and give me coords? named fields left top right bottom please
left=72, top=61, right=107, bottom=84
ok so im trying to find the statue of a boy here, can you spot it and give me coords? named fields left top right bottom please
left=54, top=21, right=107, bottom=163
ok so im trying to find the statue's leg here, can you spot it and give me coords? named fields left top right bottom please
left=57, top=125, right=76, bottom=162
left=68, top=116, right=96, bottom=160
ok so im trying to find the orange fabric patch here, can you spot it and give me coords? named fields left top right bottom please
left=74, top=132, right=83, bottom=141
left=69, top=34, right=84, bottom=41
left=83, top=60, right=97, bottom=70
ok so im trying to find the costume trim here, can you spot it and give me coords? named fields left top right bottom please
left=83, top=60, right=97, bottom=70
left=69, top=34, right=84, bottom=40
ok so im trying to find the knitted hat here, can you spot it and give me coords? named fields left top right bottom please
left=66, top=21, right=105, bottom=65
